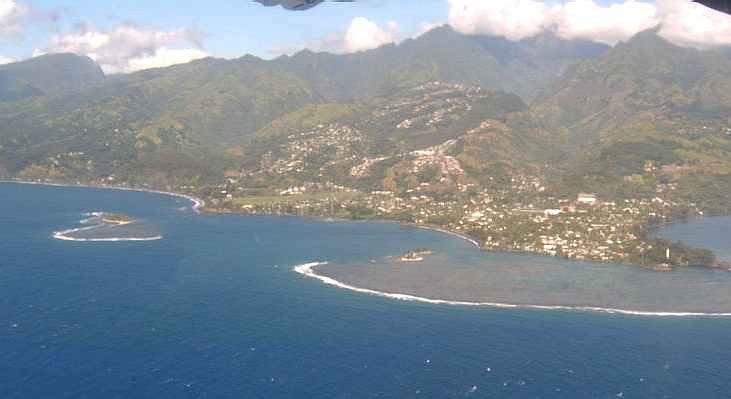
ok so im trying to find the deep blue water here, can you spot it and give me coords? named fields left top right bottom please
left=2, top=182, right=731, bottom=399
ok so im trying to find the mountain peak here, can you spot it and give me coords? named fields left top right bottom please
left=0, top=53, right=105, bottom=101
left=618, top=27, right=676, bottom=51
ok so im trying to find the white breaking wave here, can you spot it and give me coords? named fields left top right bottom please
left=293, top=262, right=731, bottom=317
left=53, top=212, right=163, bottom=242
left=53, top=232, right=163, bottom=242
left=2, top=180, right=201, bottom=243
left=53, top=224, right=163, bottom=242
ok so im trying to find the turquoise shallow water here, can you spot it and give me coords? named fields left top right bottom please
left=2, top=182, right=731, bottom=398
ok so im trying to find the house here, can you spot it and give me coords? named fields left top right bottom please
left=577, top=193, right=597, bottom=205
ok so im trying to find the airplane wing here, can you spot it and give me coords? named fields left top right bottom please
left=258, top=1, right=729, bottom=15
left=694, top=0, right=731, bottom=15
left=254, top=0, right=354, bottom=11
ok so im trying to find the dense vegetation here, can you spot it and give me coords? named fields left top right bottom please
left=0, top=28, right=731, bottom=216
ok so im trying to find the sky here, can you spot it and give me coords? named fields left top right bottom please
left=0, top=0, right=730, bottom=74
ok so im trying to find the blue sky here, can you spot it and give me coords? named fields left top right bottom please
left=1, top=0, right=730, bottom=73
left=5, top=0, right=448, bottom=60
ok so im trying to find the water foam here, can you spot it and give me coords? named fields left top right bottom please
left=293, top=262, right=731, bottom=317
left=53, top=225, right=163, bottom=242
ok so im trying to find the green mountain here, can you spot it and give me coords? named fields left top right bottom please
left=0, top=54, right=105, bottom=102
left=3, top=27, right=731, bottom=213
left=0, top=27, right=607, bottom=182
left=534, top=29, right=731, bottom=146
left=531, top=30, right=731, bottom=210
left=273, top=26, right=608, bottom=101
left=238, top=82, right=545, bottom=194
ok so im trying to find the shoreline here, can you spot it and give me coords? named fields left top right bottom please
left=212, top=208, right=728, bottom=271
left=0, top=180, right=189, bottom=243
left=413, top=225, right=480, bottom=248
left=0, top=179, right=205, bottom=213
left=5, top=179, right=725, bottom=270
left=294, top=262, right=731, bottom=318
left=206, top=206, right=482, bottom=250
left=4, top=179, right=729, bottom=315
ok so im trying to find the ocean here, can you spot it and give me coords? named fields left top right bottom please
left=2, top=182, right=730, bottom=398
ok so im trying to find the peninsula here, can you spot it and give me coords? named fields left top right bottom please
left=4, top=31, right=731, bottom=271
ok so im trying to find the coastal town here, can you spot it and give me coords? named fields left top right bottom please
left=5, top=79, right=725, bottom=271
left=194, top=170, right=715, bottom=271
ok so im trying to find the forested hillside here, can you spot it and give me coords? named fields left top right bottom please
left=1, top=28, right=731, bottom=213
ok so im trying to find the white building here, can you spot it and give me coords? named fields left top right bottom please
left=577, top=193, right=598, bottom=205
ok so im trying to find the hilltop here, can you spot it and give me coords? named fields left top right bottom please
left=531, top=29, right=731, bottom=211
left=0, top=54, right=105, bottom=102
left=1, top=28, right=731, bottom=268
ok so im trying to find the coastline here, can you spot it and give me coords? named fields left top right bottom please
left=0, top=179, right=205, bottom=213
left=294, top=262, right=731, bottom=318
left=206, top=206, right=482, bottom=250
left=199, top=203, right=731, bottom=271
left=4, top=179, right=729, bottom=315
left=413, top=225, right=480, bottom=248
left=5, top=179, right=725, bottom=270
left=0, top=180, right=194, bottom=242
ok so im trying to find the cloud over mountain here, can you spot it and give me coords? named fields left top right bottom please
left=35, top=23, right=209, bottom=73
left=448, top=0, right=731, bottom=48
left=271, top=16, right=397, bottom=56
left=344, top=17, right=398, bottom=52
left=657, top=0, right=731, bottom=47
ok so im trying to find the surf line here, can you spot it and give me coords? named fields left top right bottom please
left=53, top=225, right=163, bottom=242
left=293, top=262, right=731, bottom=318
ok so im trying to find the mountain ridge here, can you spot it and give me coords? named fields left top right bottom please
left=1, top=28, right=731, bottom=215
left=0, top=53, right=105, bottom=102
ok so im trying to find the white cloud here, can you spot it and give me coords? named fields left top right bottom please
left=0, top=0, right=27, bottom=38
left=448, top=0, right=550, bottom=41
left=126, top=47, right=209, bottom=72
left=656, top=0, right=731, bottom=48
left=0, top=55, right=16, bottom=64
left=550, top=0, right=658, bottom=45
left=38, top=23, right=208, bottom=73
left=271, top=17, right=398, bottom=56
left=344, top=17, right=398, bottom=52
left=447, top=0, right=731, bottom=48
